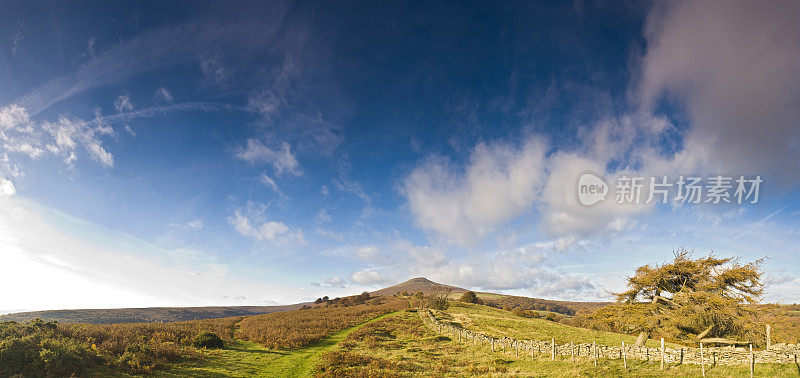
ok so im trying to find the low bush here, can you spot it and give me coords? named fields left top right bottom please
left=0, top=320, right=98, bottom=377
left=459, top=291, right=482, bottom=305
left=192, top=331, right=224, bottom=349
left=426, top=292, right=450, bottom=311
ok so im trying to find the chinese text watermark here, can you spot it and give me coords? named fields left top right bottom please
left=578, top=173, right=762, bottom=206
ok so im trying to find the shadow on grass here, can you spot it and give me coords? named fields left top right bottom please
left=227, top=346, right=288, bottom=355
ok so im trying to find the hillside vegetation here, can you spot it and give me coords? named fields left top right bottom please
left=317, top=308, right=798, bottom=377
left=442, top=302, right=679, bottom=348
left=0, top=293, right=402, bottom=376
left=0, top=304, right=306, bottom=324
left=236, top=295, right=406, bottom=349
left=3, top=275, right=800, bottom=376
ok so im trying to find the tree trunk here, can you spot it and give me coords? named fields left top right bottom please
left=696, top=325, right=713, bottom=340
left=635, top=331, right=649, bottom=347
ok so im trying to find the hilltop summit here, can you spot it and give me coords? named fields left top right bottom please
left=371, top=277, right=467, bottom=296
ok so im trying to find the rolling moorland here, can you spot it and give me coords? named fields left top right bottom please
left=2, top=276, right=800, bottom=376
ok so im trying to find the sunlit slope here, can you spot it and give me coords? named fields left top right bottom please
left=442, top=302, right=680, bottom=348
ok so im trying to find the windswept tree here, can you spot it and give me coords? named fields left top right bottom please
left=608, top=249, right=764, bottom=345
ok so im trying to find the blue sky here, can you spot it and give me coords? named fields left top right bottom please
left=1, top=0, right=800, bottom=312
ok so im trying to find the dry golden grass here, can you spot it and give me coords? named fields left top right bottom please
left=316, top=308, right=800, bottom=377
left=235, top=296, right=407, bottom=349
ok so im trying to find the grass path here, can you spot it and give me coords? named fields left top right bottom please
left=270, top=311, right=399, bottom=377
left=163, top=311, right=400, bottom=377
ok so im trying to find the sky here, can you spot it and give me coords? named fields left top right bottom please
left=1, top=0, right=800, bottom=313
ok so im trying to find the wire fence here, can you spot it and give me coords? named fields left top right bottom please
left=418, top=309, right=799, bottom=377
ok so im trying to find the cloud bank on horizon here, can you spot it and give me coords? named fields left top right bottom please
left=1, top=0, right=799, bottom=312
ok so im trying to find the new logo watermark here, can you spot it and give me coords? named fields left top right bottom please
left=578, top=173, right=608, bottom=206
left=577, top=174, right=762, bottom=207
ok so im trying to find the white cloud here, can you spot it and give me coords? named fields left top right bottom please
left=0, top=104, right=32, bottom=131
left=42, top=115, right=115, bottom=167
left=5, top=143, right=44, bottom=159
left=640, top=0, right=800, bottom=184
left=154, top=87, right=173, bottom=103
left=124, top=125, right=136, bottom=137
left=114, top=94, right=133, bottom=113
left=354, top=246, right=382, bottom=262
left=0, top=178, right=16, bottom=197
left=324, top=276, right=347, bottom=288
left=314, top=228, right=343, bottom=241
left=260, top=173, right=283, bottom=196
left=0, top=197, right=304, bottom=311
left=10, top=25, right=22, bottom=56
left=314, top=209, right=331, bottom=223
left=539, top=151, right=652, bottom=239
left=401, top=138, right=547, bottom=245
left=199, top=56, right=228, bottom=86
left=236, top=139, right=301, bottom=176
left=170, top=219, right=203, bottom=230
left=350, top=268, right=391, bottom=286
left=333, top=177, right=371, bottom=204
left=248, top=91, right=283, bottom=122
left=229, top=208, right=305, bottom=246
left=0, top=105, right=116, bottom=183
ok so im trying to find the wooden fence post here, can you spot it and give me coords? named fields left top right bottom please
left=491, top=338, right=494, bottom=352
left=593, top=341, right=597, bottom=367
left=766, top=324, right=771, bottom=350
left=700, top=343, right=705, bottom=377
left=622, top=341, right=627, bottom=369
left=531, top=340, right=534, bottom=359
left=749, top=344, right=754, bottom=378
left=552, top=338, right=555, bottom=361
left=571, top=341, right=575, bottom=364
left=660, top=338, right=665, bottom=370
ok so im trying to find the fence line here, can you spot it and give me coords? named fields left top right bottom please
left=416, top=309, right=799, bottom=373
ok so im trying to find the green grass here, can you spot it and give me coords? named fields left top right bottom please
left=162, top=311, right=400, bottom=377
left=154, top=301, right=799, bottom=376
left=443, top=302, right=681, bottom=348
left=321, top=309, right=800, bottom=377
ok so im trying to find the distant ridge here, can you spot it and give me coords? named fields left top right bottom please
left=0, top=304, right=306, bottom=324
left=371, top=277, right=467, bottom=296
left=0, top=277, right=609, bottom=324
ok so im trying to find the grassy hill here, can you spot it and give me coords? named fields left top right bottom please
left=0, top=303, right=307, bottom=324
left=443, top=302, right=679, bottom=348
left=0, top=277, right=609, bottom=324
left=371, top=277, right=468, bottom=296
left=3, top=290, right=798, bottom=376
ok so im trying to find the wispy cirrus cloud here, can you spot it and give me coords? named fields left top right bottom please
left=236, top=139, right=301, bottom=176
left=0, top=105, right=116, bottom=180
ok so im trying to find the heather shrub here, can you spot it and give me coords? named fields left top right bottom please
left=0, top=320, right=97, bottom=377
left=192, top=331, right=224, bottom=349
left=0, top=336, right=42, bottom=377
